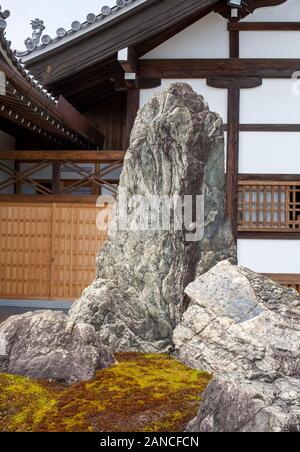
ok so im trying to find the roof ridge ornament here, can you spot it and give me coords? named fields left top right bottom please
left=25, top=18, right=45, bottom=52
left=0, top=5, right=10, bottom=31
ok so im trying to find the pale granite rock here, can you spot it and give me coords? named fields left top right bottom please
left=173, top=260, right=300, bottom=432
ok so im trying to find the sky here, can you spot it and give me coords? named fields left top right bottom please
left=4, top=0, right=117, bottom=50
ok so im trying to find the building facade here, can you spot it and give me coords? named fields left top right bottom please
left=1, top=0, right=300, bottom=300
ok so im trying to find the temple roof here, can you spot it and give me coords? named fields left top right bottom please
left=0, top=21, right=104, bottom=148
left=17, top=0, right=145, bottom=59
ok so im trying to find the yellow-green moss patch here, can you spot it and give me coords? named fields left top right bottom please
left=0, top=353, right=211, bottom=432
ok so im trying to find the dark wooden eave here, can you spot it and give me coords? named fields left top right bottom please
left=24, top=0, right=220, bottom=85
left=0, top=32, right=104, bottom=148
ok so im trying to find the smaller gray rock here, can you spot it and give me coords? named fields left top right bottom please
left=187, top=376, right=300, bottom=433
left=0, top=311, right=115, bottom=384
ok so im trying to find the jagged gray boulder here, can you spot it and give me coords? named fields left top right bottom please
left=70, top=82, right=234, bottom=352
left=173, top=260, right=300, bottom=432
left=0, top=311, right=115, bottom=384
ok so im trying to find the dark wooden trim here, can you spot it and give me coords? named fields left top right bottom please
left=56, top=96, right=104, bottom=148
left=227, top=86, right=240, bottom=241
left=239, top=174, right=300, bottom=182
left=118, top=46, right=138, bottom=73
left=52, top=162, right=61, bottom=195
left=229, top=31, right=239, bottom=60
left=138, top=59, right=300, bottom=79
left=25, top=0, right=219, bottom=84
left=14, top=161, right=21, bottom=195
left=238, top=124, right=300, bottom=132
left=238, top=232, right=300, bottom=240
left=229, top=22, right=300, bottom=31
left=0, top=195, right=99, bottom=204
left=0, top=150, right=126, bottom=163
left=207, top=77, right=262, bottom=89
left=124, top=89, right=140, bottom=149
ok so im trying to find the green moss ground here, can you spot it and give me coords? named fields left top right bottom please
left=0, top=353, right=211, bottom=432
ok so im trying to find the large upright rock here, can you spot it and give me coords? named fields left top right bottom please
left=174, top=261, right=300, bottom=432
left=70, top=83, right=234, bottom=352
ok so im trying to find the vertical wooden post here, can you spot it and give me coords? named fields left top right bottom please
left=227, top=25, right=240, bottom=241
left=52, top=161, right=61, bottom=194
left=14, top=160, right=21, bottom=194
left=124, top=88, right=140, bottom=149
left=227, top=87, right=240, bottom=240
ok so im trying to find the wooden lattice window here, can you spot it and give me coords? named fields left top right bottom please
left=238, top=181, right=300, bottom=232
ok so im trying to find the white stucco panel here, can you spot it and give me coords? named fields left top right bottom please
left=239, top=132, right=300, bottom=174
left=242, top=0, right=300, bottom=22
left=240, top=80, right=300, bottom=124
left=240, top=31, right=300, bottom=58
left=238, top=239, right=300, bottom=274
left=142, top=13, right=228, bottom=59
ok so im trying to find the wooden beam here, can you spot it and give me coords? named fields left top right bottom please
left=238, top=124, right=300, bottom=132
left=238, top=231, right=300, bottom=240
left=138, top=59, right=300, bottom=79
left=0, top=195, right=99, bottom=204
left=52, top=162, right=61, bottom=194
left=227, top=26, right=240, bottom=241
left=229, top=22, right=300, bottom=31
left=56, top=96, right=105, bottom=147
left=0, top=150, right=126, bottom=163
left=239, top=174, right=300, bottom=182
left=118, top=47, right=138, bottom=73
left=207, top=77, right=262, bottom=89
left=124, top=89, right=140, bottom=149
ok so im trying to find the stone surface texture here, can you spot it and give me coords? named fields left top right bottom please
left=173, top=260, right=300, bottom=432
left=70, top=82, right=234, bottom=352
left=0, top=311, right=115, bottom=384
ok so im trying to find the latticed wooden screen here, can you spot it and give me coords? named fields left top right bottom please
left=238, top=181, right=300, bottom=232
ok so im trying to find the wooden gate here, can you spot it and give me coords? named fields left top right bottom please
left=0, top=202, right=109, bottom=300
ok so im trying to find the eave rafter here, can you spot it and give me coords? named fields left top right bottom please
left=0, top=21, right=105, bottom=148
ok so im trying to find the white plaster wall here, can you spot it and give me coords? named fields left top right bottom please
left=240, top=31, right=300, bottom=58
left=240, top=80, right=300, bottom=124
left=238, top=239, right=300, bottom=274
left=142, top=13, right=228, bottom=59
left=0, top=130, right=15, bottom=194
left=140, top=79, right=228, bottom=122
left=242, top=0, right=300, bottom=22
left=239, top=132, right=300, bottom=174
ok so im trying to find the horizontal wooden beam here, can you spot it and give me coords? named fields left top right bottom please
left=207, top=77, right=262, bottom=89
left=139, top=59, right=300, bottom=79
left=0, top=150, right=126, bottom=163
left=239, top=124, right=300, bottom=132
left=263, top=274, right=300, bottom=285
left=0, top=195, right=100, bottom=204
left=238, top=231, right=300, bottom=240
left=229, top=22, right=300, bottom=31
left=239, top=174, right=300, bottom=182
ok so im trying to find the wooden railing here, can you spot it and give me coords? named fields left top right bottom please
left=238, top=180, right=300, bottom=232
left=0, top=150, right=125, bottom=200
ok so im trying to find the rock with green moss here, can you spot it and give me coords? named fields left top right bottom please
left=70, top=82, right=235, bottom=352
left=0, top=311, right=115, bottom=384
